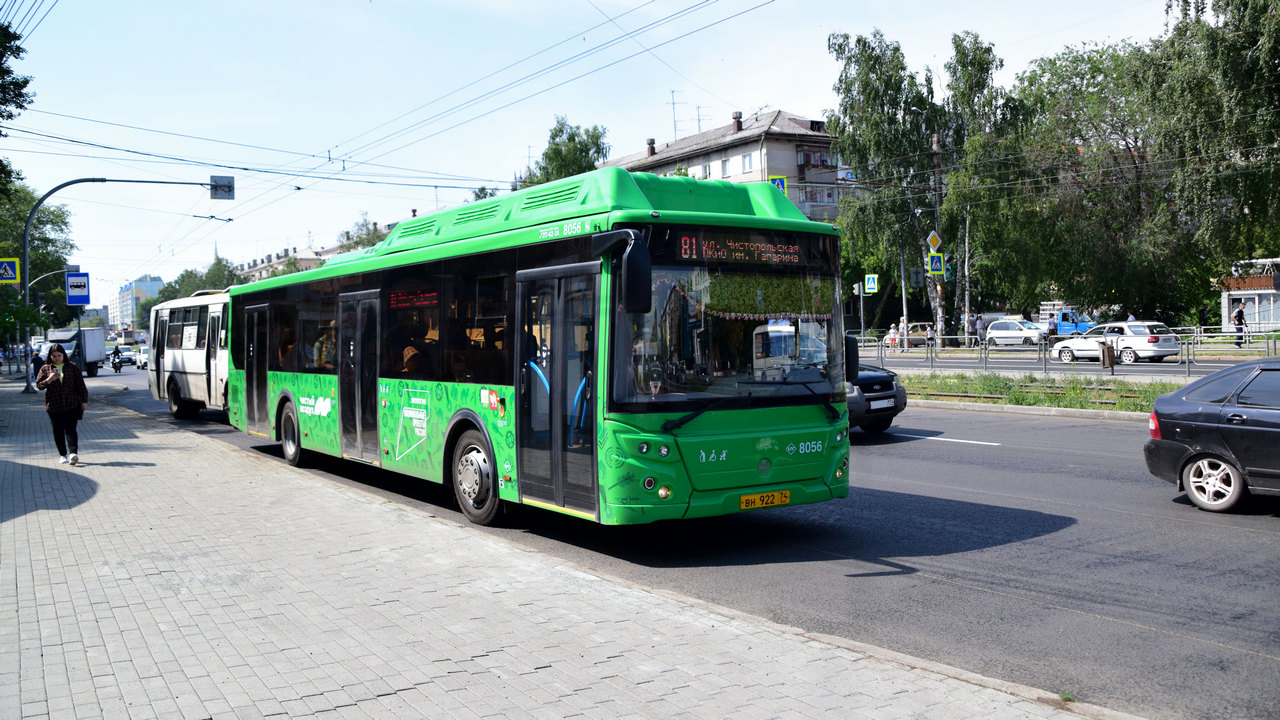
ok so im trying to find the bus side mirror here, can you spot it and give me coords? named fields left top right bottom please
left=592, top=229, right=651, bottom=314
left=845, top=332, right=859, bottom=382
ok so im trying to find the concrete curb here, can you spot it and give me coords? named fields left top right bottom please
left=909, top=398, right=1149, bottom=423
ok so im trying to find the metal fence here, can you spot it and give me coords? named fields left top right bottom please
left=857, top=331, right=1277, bottom=377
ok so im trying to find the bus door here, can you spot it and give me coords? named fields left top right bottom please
left=152, top=313, right=167, bottom=400
left=515, top=263, right=599, bottom=517
left=243, top=304, right=270, bottom=435
left=206, top=306, right=225, bottom=409
left=338, top=291, right=381, bottom=463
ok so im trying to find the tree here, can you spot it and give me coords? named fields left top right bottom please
left=0, top=22, right=33, bottom=193
left=471, top=186, right=499, bottom=202
left=0, top=183, right=74, bottom=339
left=137, top=296, right=160, bottom=331
left=522, top=116, right=610, bottom=187
left=153, top=257, right=245, bottom=304
left=338, top=212, right=387, bottom=251
left=826, top=30, right=948, bottom=330
left=204, top=255, right=245, bottom=291
left=267, top=256, right=303, bottom=278
left=1145, top=0, right=1280, bottom=276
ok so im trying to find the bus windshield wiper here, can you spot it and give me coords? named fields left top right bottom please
left=662, top=395, right=738, bottom=433
left=740, top=374, right=841, bottom=420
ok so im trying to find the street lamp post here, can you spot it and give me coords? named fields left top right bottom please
left=19, top=176, right=233, bottom=392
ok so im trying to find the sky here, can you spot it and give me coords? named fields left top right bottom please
left=3, top=0, right=1174, bottom=307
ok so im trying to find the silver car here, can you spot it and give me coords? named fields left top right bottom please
left=1053, top=321, right=1180, bottom=363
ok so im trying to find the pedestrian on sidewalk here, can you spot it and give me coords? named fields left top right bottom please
left=1232, top=300, right=1247, bottom=348
left=34, top=342, right=89, bottom=466
left=30, top=350, right=43, bottom=381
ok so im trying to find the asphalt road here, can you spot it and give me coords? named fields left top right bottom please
left=96, top=368, right=1280, bottom=720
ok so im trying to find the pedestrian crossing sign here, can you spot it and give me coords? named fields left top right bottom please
left=864, top=274, right=878, bottom=294
left=0, top=258, right=18, bottom=284
left=928, top=253, right=944, bottom=275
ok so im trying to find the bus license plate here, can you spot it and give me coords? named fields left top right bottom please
left=740, top=490, right=790, bottom=510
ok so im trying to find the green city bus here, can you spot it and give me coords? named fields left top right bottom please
left=227, top=167, right=855, bottom=526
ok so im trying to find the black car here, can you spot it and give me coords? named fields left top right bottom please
left=848, top=364, right=907, bottom=435
left=1144, top=357, right=1280, bottom=511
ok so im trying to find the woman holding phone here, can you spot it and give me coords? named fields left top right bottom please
left=35, top=342, right=89, bottom=465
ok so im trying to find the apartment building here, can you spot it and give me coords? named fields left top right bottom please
left=605, top=110, right=853, bottom=222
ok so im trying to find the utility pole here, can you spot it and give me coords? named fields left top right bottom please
left=964, top=210, right=971, bottom=331
left=932, top=133, right=946, bottom=335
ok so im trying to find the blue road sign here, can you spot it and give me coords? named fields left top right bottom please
left=864, top=274, right=878, bottom=294
left=66, top=272, right=90, bottom=305
left=928, top=253, right=944, bottom=275
left=0, top=258, right=17, bottom=284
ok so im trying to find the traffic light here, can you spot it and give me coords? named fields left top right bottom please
left=944, top=254, right=953, bottom=281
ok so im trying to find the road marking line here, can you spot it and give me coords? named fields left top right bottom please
left=893, top=433, right=1001, bottom=446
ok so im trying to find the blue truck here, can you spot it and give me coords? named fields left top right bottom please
left=1038, top=308, right=1096, bottom=338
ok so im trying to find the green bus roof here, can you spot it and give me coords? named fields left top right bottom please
left=233, top=168, right=837, bottom=294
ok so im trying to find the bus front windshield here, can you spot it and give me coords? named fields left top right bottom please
left=611, top=225, right=844, bottom=412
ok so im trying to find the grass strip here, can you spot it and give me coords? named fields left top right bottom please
left=899, top=372, right=1182, bottom=413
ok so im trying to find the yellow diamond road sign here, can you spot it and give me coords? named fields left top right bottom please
left=927, top=231, right=942, bottom=252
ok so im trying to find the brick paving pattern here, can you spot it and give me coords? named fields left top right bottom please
left=0, top=371, right=1145, bottom=719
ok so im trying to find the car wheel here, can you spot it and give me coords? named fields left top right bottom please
left=281, top=401, right=305, bottom=467
left=859, top=417, right=893, bottom=435
left=452, top=429, right=502, bottom=525
left=1182, top=456, right=1247, bottom=512
left=1119, top=348, right=1138, bottom=364
left=1022, top=337, right=1034, bottom=345
left=1058, top=348, right=1076, bottom=362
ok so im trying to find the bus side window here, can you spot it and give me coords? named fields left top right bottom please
left=197, top=307, right=210, bottom=349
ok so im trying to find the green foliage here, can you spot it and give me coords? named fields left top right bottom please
left=901, top=372, right=1181, bottom=412
left=471, top=186, right=499, bottom=202
left=522, top=116, right=610, bottom=187
left=0, top=22, right=33, bottom=192
left=826, top=30, right=951, bottom=330
left=338, top=212, right=388, bottom=251
left=155, top=256, right=245, bottom=304
left=266, top=256, right=303, bottom=278
left=137, top=296, right=160, bottom=331
left=830, top=6, right=1280, bottom=328
left=672, top=274, right=833, bottom=317
left=0, top=183, right=74, bottom=338
left=203, top=255, right=244, bottom=291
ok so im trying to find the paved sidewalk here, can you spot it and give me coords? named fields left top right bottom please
left=0, top=372, right=1146, bottom=720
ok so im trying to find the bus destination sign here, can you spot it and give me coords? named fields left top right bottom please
left=678, top=232, right=802, bottom=266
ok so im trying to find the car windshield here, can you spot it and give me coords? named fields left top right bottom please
left=611, top=225, right=843, bottom=411
left=1018, top=321, right=1039, bottom=330
left=1083, top=326, right=1108, bottom=337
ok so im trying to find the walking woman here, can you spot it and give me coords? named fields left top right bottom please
left=35, top=342, right=89, bottom=465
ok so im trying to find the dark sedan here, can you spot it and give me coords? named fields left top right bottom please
left=1144, top=357, right=1280, bottom=511
left=848, top=364, right=907, bottom=435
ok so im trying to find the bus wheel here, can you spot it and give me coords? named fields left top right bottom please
left=281, top=401, right=305, bottom=467
left=452, top=429, right=501, bottom=526
left=167, top=380, right=196, bottom=419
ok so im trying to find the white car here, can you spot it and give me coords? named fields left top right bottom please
left=137, top=346, right=149, bottom=370
left=984, top=319, right=1048, bottom=345
left=1052, top=322, right=1180, bottom=363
